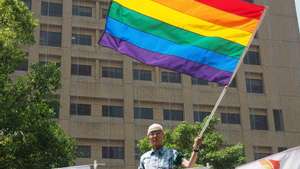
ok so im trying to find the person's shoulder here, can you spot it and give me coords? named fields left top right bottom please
left=164, top=147, right=178, bottom=153
left=140, top=150, right=153, bottom=160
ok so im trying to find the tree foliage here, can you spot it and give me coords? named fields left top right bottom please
left=0, top=0, right=76, bottom=168
left=138, top=118, right=246, bottom=169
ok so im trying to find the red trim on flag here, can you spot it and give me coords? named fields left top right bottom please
left=196, top=0, right=265, bottom=20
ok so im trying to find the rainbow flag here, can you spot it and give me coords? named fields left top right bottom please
left=99, top=0, right=266, bottom=85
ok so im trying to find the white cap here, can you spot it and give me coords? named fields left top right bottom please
left=147, top=123, right=163, bottom=135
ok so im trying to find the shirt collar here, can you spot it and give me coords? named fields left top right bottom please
left=150, top=146, right=165, bottom=156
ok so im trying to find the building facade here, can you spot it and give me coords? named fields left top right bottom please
left=19, top=0, right=300, bottom=168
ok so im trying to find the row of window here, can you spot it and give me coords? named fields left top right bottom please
left=69, top=103, right=285, bottom=131
left=15, top=59, right=265, bottom=94
left=23, top=1, right=108, bottom=18
left=76, top=144, right=287, bottom=160
left=38, top=29, right=261, bottom=67
left=77, top=145, right=124, bottom=159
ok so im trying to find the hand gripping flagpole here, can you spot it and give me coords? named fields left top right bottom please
left=197, top=7, right=268, bottom=139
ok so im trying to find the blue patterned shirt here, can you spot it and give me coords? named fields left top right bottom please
left=138, top=147, right=183, bottom=169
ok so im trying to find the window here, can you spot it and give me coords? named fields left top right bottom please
left=191, top=78, right=208, bottom=85
left=278, top=147, right=287, bottom=152
left=41, top=1, right=63, bottom=17
left=250, top=115, right=268, bottom=130
left=72, top=34, right=92, bottom=46
left=161, top=71, right=181, bottom=83
left=76, top=145, right=91, bottom=158
left=40, top=31, right=62, bottom=47
left=102, top=105, right=123, bottom=118
left=163, top=109, right=183, bottom=121
left=245, top=72, right=264, bottom=94
left=16, top=59, right=28, bottom=71
left=244, top=51, right=260, bottom=65
left=229, top=78, right=237, bottom=88
left=221, top=113, right=241, bottom=124
left=101, top=8, right=108, bottom=18
left=244, top=0, right=254, bottom=3
left=70, top=103, right=91, bottom=116
left=134, top=107, right=153, bottom=119
left=22, top=0, right=31, bottom=10
left=273, top=109, right=284, bottom=131
left=102, top=146, right=124, bottom=159
left=194, top=111, right=210, bottom=122
left=72, top=5, right=92, bottom=17
left=253, top=146, right=272, bottom=160
left=133, top=69, right=152, bottom=81
left=71, top=64, right=91, bottom=76
left=102, top=67, right=123, bottom=79
left=246, top=79, right=264, bottom=93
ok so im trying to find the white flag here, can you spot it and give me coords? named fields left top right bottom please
left=236, top=146, right=300, bottom=169
left=296, top=0, right=300, bottom=31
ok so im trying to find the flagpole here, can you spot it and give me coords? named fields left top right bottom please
left=198, top=85, right=228, bottom=138
left=198, top=7, right=268, bottom=138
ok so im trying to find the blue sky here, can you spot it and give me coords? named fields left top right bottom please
left=296, top=0, right=300, bottom=31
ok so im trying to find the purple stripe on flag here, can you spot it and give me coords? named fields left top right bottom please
left=99, top=32, right=232, bottom=85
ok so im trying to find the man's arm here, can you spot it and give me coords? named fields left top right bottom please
left=181, top=136, right=202, bottom=168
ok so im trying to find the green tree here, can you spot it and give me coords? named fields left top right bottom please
left=138, top=118, right=246, bottom=169
left=0, top=0, right=76, bottom=168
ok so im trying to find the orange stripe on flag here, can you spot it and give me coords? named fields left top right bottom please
left=259, top=159, right=280, bottom=169
left=152, top=0, right=258, bottom=33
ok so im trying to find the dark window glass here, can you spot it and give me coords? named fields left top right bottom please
left=102, top=105, right=123, bottom=118
left=40, top=31, right=62, bottom=47
left=102, top=67, right=123, bottom=79
left=194, top=111, right=210, bottom=122
left=76, top=145, right=91, bottom=158
left=70, top=103, right=91, bottom=116
left=221, top=113, right=241, bottom=124
left=250, top=114, right=268, bottom=130
left=254, top=152, right=270, bottom=160
left=134, top=107, right=153, bottom=119
left=49, top=100, right=60, bottom=118
left=16, top=59, right=28, bottom=71
left=273, top=109, right=284, bottom=131
left=71, top=64, right=91, bottom=76
left=161, top=72, right=181, bottom=83
left=244, top=0, right=254, bottom=3
left=41, top=1, right=63, bottom=17
left=72, top=5, right=92, bottom=17
left=102, top=146, right=124, bottom=159
left=246, top=79, right=264, bottom=93
left=244, top=51, right=260, bottom=65
left=133, top=69, right=152, bottom=81
left=278, top=147, right=287, bottom=152
left=72, top=34, right=92, bottom=46
left=163, top=109, right=183, bottom=121
left=191, top=78, right=208, bottom=85
left=229, top=78, right=237, bottom=88
left=101, top=8, right=108, bottom=18
left=22, top=0, right=32, bottom=10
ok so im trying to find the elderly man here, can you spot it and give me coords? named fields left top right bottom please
left=138, top=123, right=202, bottom=169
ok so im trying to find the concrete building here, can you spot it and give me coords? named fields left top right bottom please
left=19, top=0, right=300, bottom=168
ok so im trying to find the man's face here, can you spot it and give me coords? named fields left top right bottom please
left=148, top=130, right=164, bottom=149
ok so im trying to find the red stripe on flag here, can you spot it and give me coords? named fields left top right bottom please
left=196, top=0, right=265, bottom=20
left=269, top=160, right=280, bottom=169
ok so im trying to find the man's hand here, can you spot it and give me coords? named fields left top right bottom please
left=192, top=136, right=202, bottom=151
